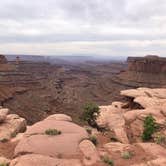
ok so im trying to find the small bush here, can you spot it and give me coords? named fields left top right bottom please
left=45, top=129, right=61, bottom=136
left=0, top=164, right=8, bottom=166
left=102, top=155, right=114, bottom=166
left=154, top=133, right=166, bottom=146
left=89, top=135, right=98, bottom=146
left=142, top=115, right=157, bottom=141
left=86, top=128, right=92, bottom=134
left=121, top=151, right=132, bottom=159
left=82, top=103, right=100, bottom=127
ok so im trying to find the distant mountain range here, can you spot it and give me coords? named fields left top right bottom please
left=5, top=54, right=127, bottom=64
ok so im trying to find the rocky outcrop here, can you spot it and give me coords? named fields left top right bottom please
left=0, top=108, right=26, bottom=142
left=10, top=114, right=103, bottom=166
left=0, top=87, right=166, bottom=166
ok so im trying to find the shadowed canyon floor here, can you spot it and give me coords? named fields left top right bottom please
left=2, top=60, right=128, bottom=125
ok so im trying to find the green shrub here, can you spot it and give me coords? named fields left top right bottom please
left=45, top=129, right=61, bottom=136
left=89, top=135, right=98, bottom=146
left=121, top=151, right=132, bottom=159
left=82, top=103, right=100, bottom=127
left=102, top=155, right=114, bottom=166
left=142, top=115, right=157, bottom=141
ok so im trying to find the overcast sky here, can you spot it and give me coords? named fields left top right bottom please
left=0, top=0, right=166, bottom=57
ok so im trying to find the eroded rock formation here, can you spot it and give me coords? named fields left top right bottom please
left=0, top=88, right=166, bottom=165
left=127, top=55, right=166, bottom=73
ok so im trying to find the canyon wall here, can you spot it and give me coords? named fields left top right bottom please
left=127, top=55, right=166, bottom=73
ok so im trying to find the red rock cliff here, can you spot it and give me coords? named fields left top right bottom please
left=127, top=55, right=166, bottom=73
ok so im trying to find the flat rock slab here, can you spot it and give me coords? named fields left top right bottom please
left=10, top=154, right=82, bottom=166
left=15, top=117, right=88, bottom=157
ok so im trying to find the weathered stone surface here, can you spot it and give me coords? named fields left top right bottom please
left=44, top=114, right=72, bottom=122
left=104, top=142, right=133, bottom=153
left=137, top=143, right=166, bottom=157
left=0, top=108, right=9, bottom=123
left=15, top=115, right=88, bottom=157
left=79, top=140, right=100, bottom=166
left=97, top=105, right=129, bottom=143
left=10, top=154, right=82, bottom=166
left=0, top=113, right=26, bottom=141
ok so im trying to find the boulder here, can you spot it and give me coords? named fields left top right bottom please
left=79, top=140, right=100, bottom=165
left=97, top=105, right=129, bottom=143
left=10, top=154, right=82, bottom=166
left=0, top=114, right=26, bottom=142
left=15, top=115, right=88, bottom=157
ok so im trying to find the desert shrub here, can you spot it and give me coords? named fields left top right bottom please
left=82, top=103, right=100, bottom=128
left=102, top=155, right=114, bottom=166
left=89, top=135, right=98, bottom=146
left=0, top=164, right=8, bottom=166
left=142, top=115, right=157, bottom=141
left=86, top=128, right=92, bottom=134
left=45, top=129, right=61, bottom=136
left=154, top=133, right=166, bottom=147
left=121, top=151, right=133, bottom=159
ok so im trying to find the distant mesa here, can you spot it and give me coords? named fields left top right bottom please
left=127, top=55, right=166, bottom=73
left=112, top=55, right=166, bottom=88
left=0, top=54, right=7, bottom=64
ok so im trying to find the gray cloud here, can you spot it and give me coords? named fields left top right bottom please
left=0, top=0, right=166, bottom=56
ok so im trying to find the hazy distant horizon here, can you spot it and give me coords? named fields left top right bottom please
left=0, top=0, right=166, bottom=57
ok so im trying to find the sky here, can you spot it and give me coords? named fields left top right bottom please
left=0, top=0, right=166, bottom=57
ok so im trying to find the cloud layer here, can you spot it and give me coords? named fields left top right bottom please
left=0, top=0, right=166, bottom=56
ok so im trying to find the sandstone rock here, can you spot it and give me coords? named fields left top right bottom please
left=15, top=117, right=88, bottom=157
left=97, top=105, right=129, bottom=143
left=121, top=88, right=166, bottom=100
left=104, top=142, right=133, bottom=154
left=0, top=114, right=26, bottom=142
left=134, top=96, right=166, bottom=109
left=0, top=108, right=9, bottom=123
left=137, top=143, right=166, bottom=157
left=131, top=158, right=166, bottom=166
left=0, top=156, right=10, bottom=165
left=45, top=114, right=72, bottom=122
left=10, top=154, right=82, bottom=166
left=147, top=157, right=166, bottom=166
left=79, top=140, right=100, bottom=165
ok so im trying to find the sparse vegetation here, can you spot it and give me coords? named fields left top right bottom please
left=0, top=163, right=8, bottom=166
left=142, top=115, right=157, bottom=141
left=121, top=151, right=133, bottom=159
left=45, top=129, right=61, bottom=136
left=82, top=103, right=100, bottom=128
left=102, top=155, right=114, bottom=166
left=86, top=128, right=92, bottom=134
left=154, top=133, right=166, bottom=147
left=89, top=135, right=98, bottom=146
